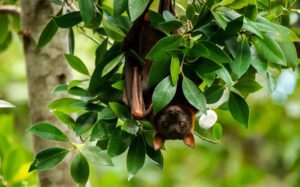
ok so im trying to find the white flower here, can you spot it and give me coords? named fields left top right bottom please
left=198, top=110, right=218, bottom=130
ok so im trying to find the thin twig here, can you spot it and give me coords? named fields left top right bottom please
left=0, top=5, right=20, bottom=16
left=194, top=132, right=220, bottom=144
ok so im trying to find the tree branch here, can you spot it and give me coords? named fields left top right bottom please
left=0, top=5, right=21, bottom=16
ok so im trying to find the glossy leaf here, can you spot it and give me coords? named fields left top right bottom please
left=29, top=147, right=69, bottom=171
left=114, top=0, right=128, bottom=17
left=81, top=146, right=113, bottom=166
left=152, top=76, right=177, bottom=114
left=170, top=56, right=180, bottom=86
left=148, top=59, right=170, bottom=87
left=234, top=78, right=262, bottom=93
left=71, top=153, right=89, bottom=185
left=121, top=119, right=139, bottom=135
left=146, top=35, right=183, bottom=62
left=204, top=85, right=224, bottom=104
left=228, top=92, right=249, bottom=128
left=107, top=128, right=133, bottom=157
left=53, top=111, right=75, bottom=129
left=127, top=136, right=146, bottom=180
left=109, top=102, right=131, bottom=121
left=230, top=38, right=251, bottom=78
left=102, top=53, right=124, bottom=76
left=90, top=120, right=110, bottom=141
left=146, top=144, right=163, bottom=169
left=182, top=77, right=207, bottom=114
left=37, top=19, right=58, bottom=48
left=189, top=41, right=232, bottom=64
left=102, top=20, right=125, bottom=42
left=256, top=16, right=299, bottom=42
left=128, top=0, right=149, bottom=21
left=99, top=107, right=117, bottom=120
left=75, top=112, right=98, bottom=136
left=64, top=54, right=89, bottom=76
left=53, top=11, right=82, bottom=28
left=78, top=0, right=96, bottom=27
left=48, top=98, right=86, bottom=113
left=28, top=123, right=69, bottom=142
left=279, top=42, right=298, bottom=68
left=252, top=34, right=286, bottom=66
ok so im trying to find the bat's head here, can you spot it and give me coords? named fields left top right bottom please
left=153, top=105, right=195, bottom=150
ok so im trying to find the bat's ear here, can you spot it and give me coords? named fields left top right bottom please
left=153, top=133, right=165, bottom=150
left=183, top=133, right=195, bottom=148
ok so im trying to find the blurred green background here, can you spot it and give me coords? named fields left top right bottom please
left=1, top=1, right=300, bottom=187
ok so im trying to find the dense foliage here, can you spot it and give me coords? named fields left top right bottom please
left=1, top=0, right=299, bottom=185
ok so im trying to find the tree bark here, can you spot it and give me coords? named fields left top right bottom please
left=21, top=0, right=76, bottom=186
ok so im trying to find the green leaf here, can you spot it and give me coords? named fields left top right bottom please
left=28, top=123, right=69, bottom=142
left=53, top=11, right=82, bottom=28
left=148, top=59, right=171, bottom=87
left=112, top=80, right=125, bottom=91
left=53, top=111, right=75, bottom=129
left=99, top=107, right=117, bottom=120
left=109, top=102, right=131, bottom=121
left=182, top=77, right=207, bottom=114
left=90, top=120, right=112, bottom=141
left=121, top=119, right=139, bottom=135
left=64, top=54, right=89, bottom=76
left=234, top=78, right=262, bottom=93
left=67, top=79, right=89, bottom=89
left=75, top=112, right=98, bottom=136
left=213, top=123, right=222, bottom=140
left=189, top=41, right=232, bottom=64
left=204, top=85, right=224, bottom=104
left=250, top=46, right=267, bottom=74
left=37, top=19, right=58, bottom=48
left=127, top=136, right=146, bottom=180
left=159, top=20, right=183, bottom=33
left=71, top=153, right=89, bottom=185
left=114, top=0, right=128, bottom=17
left=230, top=38, right=252, bottom=78
left=252, top=34, right=286, bottom=66
left=279, top=42, right=298, bottom=68
left=256, top=16, right=299, bottom=42
left=68, top=28, right=75, bottom=54
left=186, top=4, right=195, bottom=20
left=102, top=20, right=125, bottom=42
left=146, top=35, right=183, bottom=62
left=78, top=0, right=97, bottom=27
left=52, top=84, right=68, bottom=93
left=81, top=146, right=113, bottom=166
left=128, top=0, right=149, bottom=21
left=152, top=76, right=177, bottom=114
left=95, top=39, right=108, bottom=66
left=107, top=128, right=133, bottom=157
left=170, top=56, right=180, bottom=86
left=48, top=98, right=86, bottom=113
left=215, top=67, right=234, bottom=86
left=102, top=53, right=124, bottom=76
left=29, top=147, right=69, bottom=171
left=146, top=144, right=163, bottom=169
left=228, top=92, right=249, bottom=128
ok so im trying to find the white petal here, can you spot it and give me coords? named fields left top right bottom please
left=198, top=110, right=218, bottom=129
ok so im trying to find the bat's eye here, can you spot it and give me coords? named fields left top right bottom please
left=162, top=121, right=169, bottom=128
left=179, top=122, right=186, bottom=129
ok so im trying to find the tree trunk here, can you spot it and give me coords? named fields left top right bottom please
left=21, top=1, right=76, bottom=186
